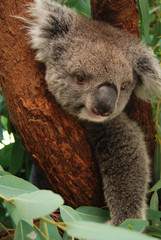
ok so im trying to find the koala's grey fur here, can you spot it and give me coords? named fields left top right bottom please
left=25, top=0, right=161, bottom=226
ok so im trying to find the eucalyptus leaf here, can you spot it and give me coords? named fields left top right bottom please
left=120, top=219, right=149, bottom=232
left=14, top=219, right=41, bottom=240
left=0, top=165, right=4, bottom=171
left=5, top=200, right=21, bottom=226
left=149, top=179, right=161, bottom=192
left=5, top=200, right=33, bottom=227
left=40, top=215, right=62, bottom=240
left=147, top=208, right=161, bottom=220
left=0, top=175, right=38, bottom=199
left=66, top=221, right=156, bottom=240
left=76, top=206, right=110, bottom=223
left=60, top=205, right=81, bottom=222
left=13, top=190, right=64, bottom=219
left=0, top=170, right=12, bottom=176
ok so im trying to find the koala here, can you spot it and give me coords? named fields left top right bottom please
left=25, top=0, right=161, bottom=226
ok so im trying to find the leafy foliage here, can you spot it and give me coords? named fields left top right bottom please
left=0, top=88, right=31, bottom=181
left=138, top=0, right=161, bottom=53
left=138, top=1, right=161, bottom=238
left=0, top=167, right=158, bottom=240
left=54, top=0, right=91, bottom=18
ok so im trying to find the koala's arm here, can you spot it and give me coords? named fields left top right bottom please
left=84, top=113, right=150, bottom=226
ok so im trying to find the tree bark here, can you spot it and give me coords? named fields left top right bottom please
left=0, top=0, right=155, bottom=208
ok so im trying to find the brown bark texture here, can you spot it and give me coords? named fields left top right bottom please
left=0, top=0, right=155, bottom=208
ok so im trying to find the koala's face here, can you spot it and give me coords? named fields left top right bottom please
left=27, top=0, right=161, bottom=122
left=45, top=41, right=136, bottom=122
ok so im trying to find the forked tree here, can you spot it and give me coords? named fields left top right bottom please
left=0, top=0, right=155, bottom=208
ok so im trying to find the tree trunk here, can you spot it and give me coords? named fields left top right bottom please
left=0, top=0, right=155, bottom=208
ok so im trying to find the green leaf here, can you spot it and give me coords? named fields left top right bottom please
left=120, top=219, right=149, bottom=232
left=60, top=205, right=81, bottom=222
left=151, top=21, right=161, bottom=47
left=0, top=123, right=3, bottom=140
left=0, top=175, right=38, bottom=199
left=62, top=0, right=91, bottom=18
left=145, top=226, right=161, bottom=239
left=0, top=143, right=14, bottom=169
left=5, top=200, right=20, bottom=226
left=39, top=215, right=62, bottom=240
left=5, top=200, right=33, bottom=227
left=149, top=6, right=161, bottom=14
left=138, top=0, right=150, bottom=44
left=0, top=94, right=7, bottom=116
left=1, top=116, right=9, bottom=131
left=149, top=13, right=156, bottom=25
left=0, top=165, right=4, bottom=171
left=13, top=190, right=64, bottom=219
left=147, top=209, right=161, bottom=220
left=66, top=221, right=156, bottom=240
left=150, top=191, right=160, bottom=225
left=14, top=219, right=41, bottom=240
left=154, top=141, right=161, bottom=183
left=150, top=191, right=159, bottom=210
left=0, top=170, right=12, bottom=176
left=149, top=179, right=161, bottom=192
left=9, top=135, right=25, bottom=175
left=75, top=0, right=91, bottom=18
left=76, top=206, right=110, bottom=223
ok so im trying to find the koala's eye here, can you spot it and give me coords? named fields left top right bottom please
left=120, top=81, right=130, bottom=91
left=121, top=85, right=125, bottom=91
left=75, top=74, right=86, bottom=85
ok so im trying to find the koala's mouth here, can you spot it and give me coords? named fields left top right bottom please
left=85, top=108, right=106, bottom=120
left=74, top=104, right=111, bottom=122
left=77, top=106, right=110, bottom=122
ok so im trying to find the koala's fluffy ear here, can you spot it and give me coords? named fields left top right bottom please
left=26, top=0, right=77, bottom=62
left=132, top=45, right=161, bottom=101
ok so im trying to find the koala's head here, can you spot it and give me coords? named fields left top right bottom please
left=27, top=0, right=161, bottom=122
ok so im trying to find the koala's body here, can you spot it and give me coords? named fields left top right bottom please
left=26, top=0, right=161, bottom=226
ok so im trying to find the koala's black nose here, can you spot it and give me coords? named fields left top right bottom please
left=92, top=84, right=117, bottom=117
